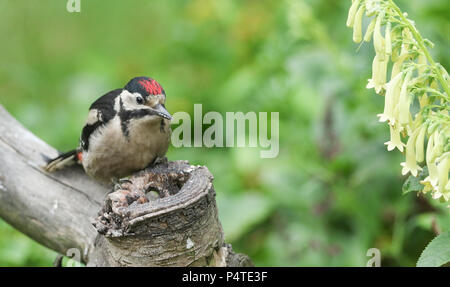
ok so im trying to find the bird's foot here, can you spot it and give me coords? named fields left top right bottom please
left=149, top=156, right=168, bottom=167
left=112, top=177, right=132, bottom=192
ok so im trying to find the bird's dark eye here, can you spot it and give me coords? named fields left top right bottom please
left=136, top=96, right=144, bottom=104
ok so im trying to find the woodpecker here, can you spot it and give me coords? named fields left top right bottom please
left=44, top=76, right=172, bottom=184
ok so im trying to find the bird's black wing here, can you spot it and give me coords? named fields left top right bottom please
left=80, top=88, right=122, bottom=151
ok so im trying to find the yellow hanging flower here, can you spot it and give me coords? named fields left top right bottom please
left=373, top=12, right=385, bottom=60
left=367, top=53, right=389, bottom=93
left=397, top=71, right=412, bottom=124
left=364, top=18, right=376, bottom=42
left=421, top=132, right=439, bottom=188
left=400, top=129, right=422, bottom=176
left=431, top=131, right=444, bottom=159
left=415, top=123, right=427, bottom=163
left=385, top=123, right=405, bottom=152
left=353, top=6, right=365, bottom=43
left=434, top=155, right=449, bottom=201
left=385, top=22, right=392, bottom=55
left=346, top=0, right=361, bottom=27
left=378, top=72, right=403, bottom=123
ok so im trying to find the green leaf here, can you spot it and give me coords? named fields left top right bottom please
left=417, top=230, right=450, bottom=267
left=402, top=166, right=428, bottom=195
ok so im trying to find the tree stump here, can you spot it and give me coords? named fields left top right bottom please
left=90, top=159, right=253, bottom=267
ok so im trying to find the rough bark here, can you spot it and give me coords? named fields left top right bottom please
left=0, top=105, right=252, bottom=266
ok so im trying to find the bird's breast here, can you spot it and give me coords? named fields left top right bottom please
left=81, top=116, right=171, bottom=183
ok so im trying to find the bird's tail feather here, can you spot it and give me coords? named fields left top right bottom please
left=43, top=149, right=81, bottom=172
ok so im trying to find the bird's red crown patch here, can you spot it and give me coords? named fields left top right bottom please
left=139, top=79, right=163, bottom=95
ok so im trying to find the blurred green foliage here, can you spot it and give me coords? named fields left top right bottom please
left=0, top=0, right=449, bottom=266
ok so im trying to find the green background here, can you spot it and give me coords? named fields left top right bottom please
left=0, top=0, right=449, bottom=266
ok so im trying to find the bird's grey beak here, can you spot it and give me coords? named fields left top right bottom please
left=153, top=104, right=172, bottom=120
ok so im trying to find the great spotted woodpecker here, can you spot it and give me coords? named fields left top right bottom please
left=44, top=76, right=172, bottom=184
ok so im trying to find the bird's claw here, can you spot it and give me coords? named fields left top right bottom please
left=150, top=156, right=168, bottom=167
left=112, top=178, right=132, bottom=191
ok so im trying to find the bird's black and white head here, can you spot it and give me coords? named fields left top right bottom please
left=118, top=76, right=171, bottom=121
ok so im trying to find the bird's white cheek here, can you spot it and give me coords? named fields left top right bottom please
left=119, top=90, right=143, bottom=110
left=86, top=109, right=99, bottom=125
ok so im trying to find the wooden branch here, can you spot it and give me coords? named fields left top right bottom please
left=0, top=105, right=252, bottom=266
left=0, top=105, right=106, bottom=263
